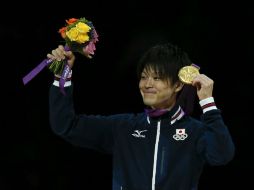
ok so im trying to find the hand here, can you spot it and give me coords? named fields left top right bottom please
left=192, top=74, right=214, bottom=100
left=47, top=45, right=76, bottom=69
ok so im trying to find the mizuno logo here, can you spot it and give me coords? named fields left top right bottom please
left=132, top=130, right=148, bottom=138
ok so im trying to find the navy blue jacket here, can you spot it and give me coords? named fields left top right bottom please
left=49, top=85, right=235, bottom=190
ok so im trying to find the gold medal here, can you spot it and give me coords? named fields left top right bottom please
left=178, top=64, right=200, bottom=84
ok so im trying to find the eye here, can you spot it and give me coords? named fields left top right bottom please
left=141, top=75, right=147, bottom=80
left=154, top=76, right=161, bottom=81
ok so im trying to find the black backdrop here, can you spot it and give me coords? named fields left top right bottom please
left=1, top=0, right=252, bottom=189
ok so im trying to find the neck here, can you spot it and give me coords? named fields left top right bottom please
left=151, top=101, right=176, bottom=111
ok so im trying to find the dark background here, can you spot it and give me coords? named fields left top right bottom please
left=1, top=0, right=252, bottom=189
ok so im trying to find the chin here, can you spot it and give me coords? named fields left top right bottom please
left=143, top=100, right=156, bottom=107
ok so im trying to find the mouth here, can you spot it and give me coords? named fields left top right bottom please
left=143, top=90, right=157, bottom=94
left=143, top=92, right=157, bottom=98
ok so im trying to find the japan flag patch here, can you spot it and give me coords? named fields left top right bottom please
left=173, top=129, right=188, bottom=141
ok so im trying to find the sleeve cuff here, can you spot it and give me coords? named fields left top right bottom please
left=53, top=70, right=72, bottom=87
left=53, top=80, right=72, bottom=87
left=199, top=97, right=218, bottom=113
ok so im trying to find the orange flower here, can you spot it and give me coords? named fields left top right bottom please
left=58, top=27, right=67, bottom=38
left=66, top=18, right=78, bottom=25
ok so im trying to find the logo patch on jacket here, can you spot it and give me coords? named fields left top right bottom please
left=173, top=129, right=188, bottom=141
left=132, top=130, right=147, bottom=138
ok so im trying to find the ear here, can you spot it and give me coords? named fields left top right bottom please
left=174, top=81, right=184, bottom=93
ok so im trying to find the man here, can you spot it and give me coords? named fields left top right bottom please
left=47, top=43, right=235, bottom=190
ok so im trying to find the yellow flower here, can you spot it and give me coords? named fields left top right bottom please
left=66, top=27, right=79, bottom=41
left=76, top=22, right=91, bottom=34
left=65, top=22, right=91, bottom=43
left=76, top=34, right=90, bottom=43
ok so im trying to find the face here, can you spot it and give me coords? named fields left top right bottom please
left=139, top=68, right=183, bottom=110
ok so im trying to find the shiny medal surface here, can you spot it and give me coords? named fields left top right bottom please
left=178, top=64, right=200, bottom=84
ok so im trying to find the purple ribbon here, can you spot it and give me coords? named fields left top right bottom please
left=59, top=63, right=71, bottom=95
left=144, top=108, right=169, bottom=117
left=58, top=45, right=71, bottom=94
left=22, top=45, right=71, bottom=95
left=22, top=58, right=53, bottom=85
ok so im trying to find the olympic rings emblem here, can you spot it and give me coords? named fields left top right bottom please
left=173, top=133, right=188, bottom=141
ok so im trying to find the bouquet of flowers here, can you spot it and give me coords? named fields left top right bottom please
left=22, top=17, right=98, bottom=93
left=49, top=17, right=98, bottom=75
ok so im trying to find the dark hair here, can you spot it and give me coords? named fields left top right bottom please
left=136, top=42, right=196, bottom=115
left=136, top=43, right=192, bottom=85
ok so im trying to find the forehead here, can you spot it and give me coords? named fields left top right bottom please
left=142, top=66, right=158, bottom=75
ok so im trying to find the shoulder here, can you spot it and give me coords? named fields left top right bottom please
left=107, top=112, right=146, bottom=123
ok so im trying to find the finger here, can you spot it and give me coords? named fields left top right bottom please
left=192, top=74, right=202, bottom=89
left=47, top=45, right=66, bottom=61
left=58, top=45, right=65, bottom=50
left=65, top=51, right=75, bottom=60
left=193, top=74, right=208, bottom=86
left=198, top=74, right=213, bottom=88
left=54, top=48, right=65, bottom=61
left=47, top=53, right=55, bottom=60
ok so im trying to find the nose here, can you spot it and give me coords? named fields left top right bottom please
left=145, top=77, right=154, bottom=88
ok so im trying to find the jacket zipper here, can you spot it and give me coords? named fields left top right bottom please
left=152, top=121, right=161, bottom=190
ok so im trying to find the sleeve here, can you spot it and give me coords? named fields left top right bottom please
left=196, top=109, right=235, bottom=166
left=49, top=84, right=121, bottom=154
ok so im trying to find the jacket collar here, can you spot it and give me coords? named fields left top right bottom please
left=146, top=105, right=185, bottom=125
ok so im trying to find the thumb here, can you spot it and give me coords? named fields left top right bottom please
left=65, top=51, right=75, bottom=68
